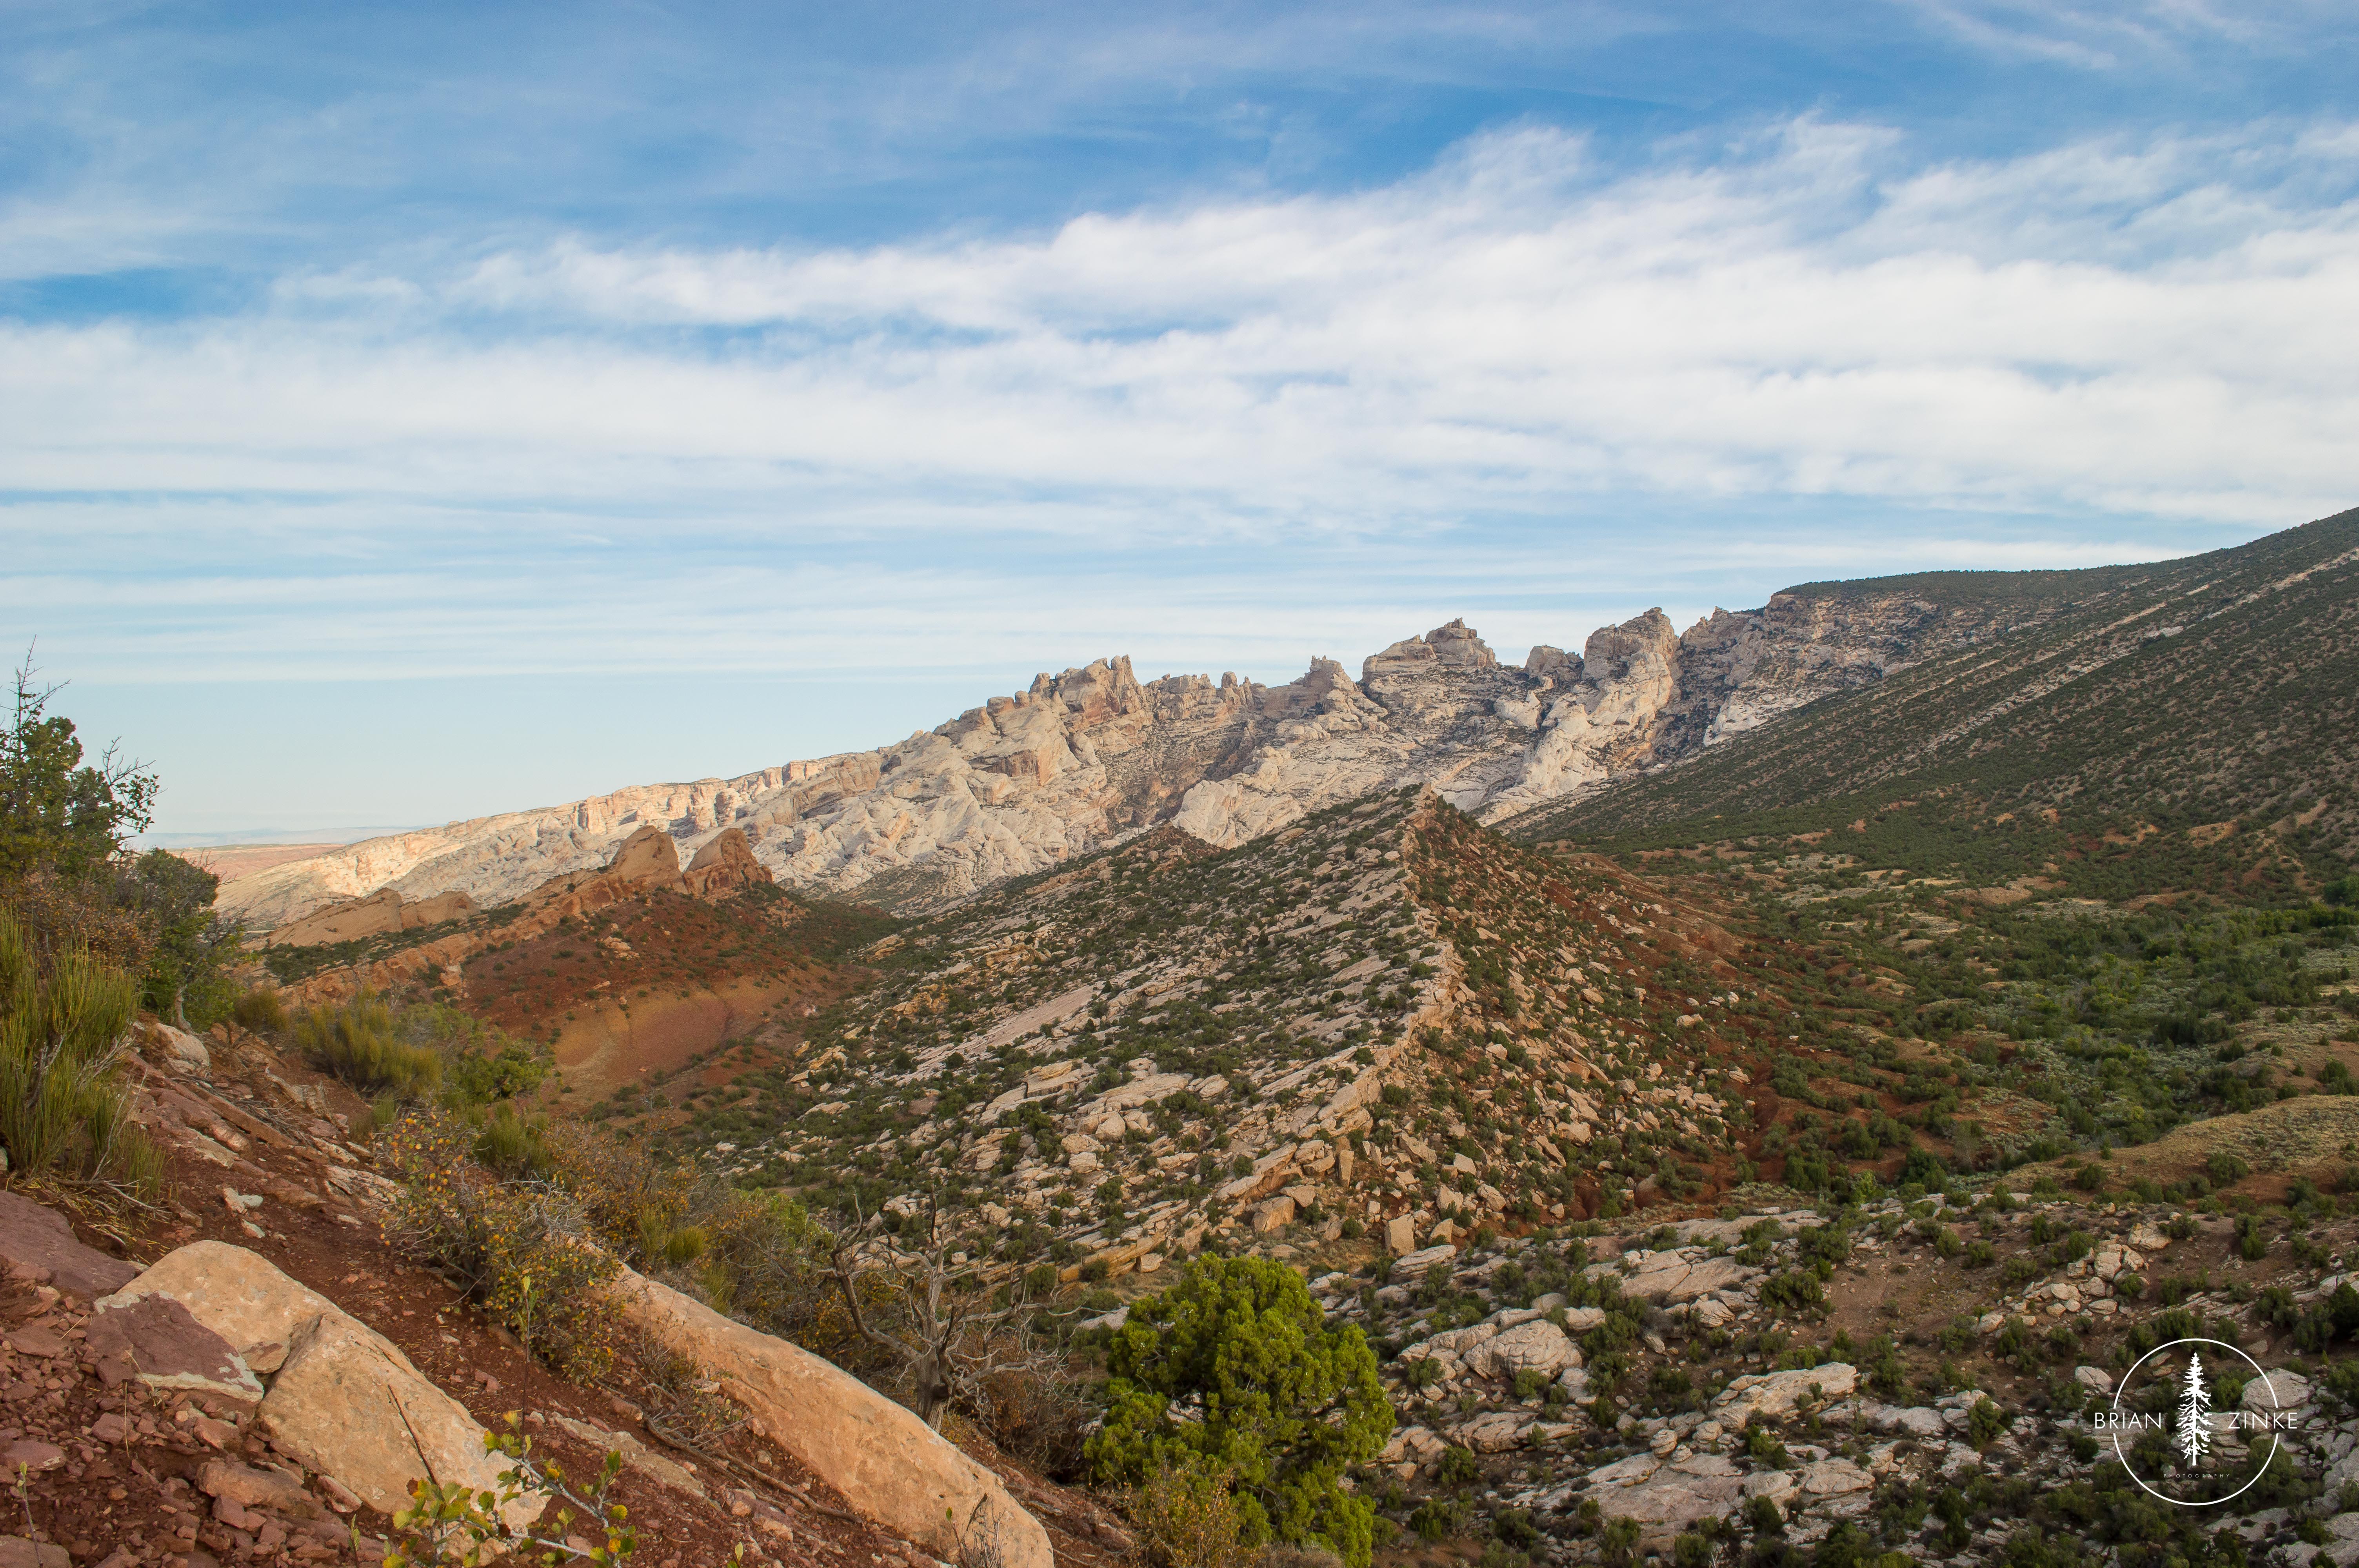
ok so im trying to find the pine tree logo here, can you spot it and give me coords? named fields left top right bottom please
left=2175, top=1351, right=2213, bottom=1468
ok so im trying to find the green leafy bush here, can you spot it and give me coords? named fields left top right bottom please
left=1090, top=1256, right=1394, bottom=1568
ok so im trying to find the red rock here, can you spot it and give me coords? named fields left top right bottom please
left=88, top=1412, right=127, bottom=1443
left=0, top=1193, right=136, bottom=1302
left=1, top=1326, right=63, bottom=1359
left=0, top=1537, right=71, bottom=1568
left=189, top=1414, right=237, bottom=1448
left=198, top=1457, right=320, bottom=1519
left=85, top=1296, right=263, bottom=1404
left=0, top=1439, right=63, bottom=1472
left=315, top=1474, right=360, bottom=1513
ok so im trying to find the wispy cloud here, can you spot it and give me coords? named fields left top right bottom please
left=9, top=119, right=2357, bottom=548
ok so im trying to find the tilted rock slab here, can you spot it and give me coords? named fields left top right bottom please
left=98, top=1241, right=536, bottom=1531
left=611, top=1266, right=1050, bottom=1568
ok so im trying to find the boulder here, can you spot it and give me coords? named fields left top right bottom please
left=600, top=825, right=687, bottom=894
left=611, top=1267, right=1050, bottom=1568
left=1711, top=1363, right=1858, bottom=1427
left=1470, top=1320, right=1579, bottom=1380
left=1607, top=1252, right=1754, bottom=1304
left=1391, top=1243, right=1457, bottom=1279
left=1425, top=1322, right=1498, bottom=1357
left=2072, top=1365, right=2112, bottom=1394
left=260, top=1310, right=536, bottom=1529
left=100, top=1242, right=533, bottom=1532
left=0, top=1191, right=137, bottom=1300
left=1587, top=1452, right=1745, bottom=1535
left=1250, top=1196, right=1297, bottom=1234
left=1856, top=1403, right=1946, bottom=1440
left=1384, top=1214, right=1417, bottom=1254
left=84, top=1294, right=264, bottom=1403
left=98, top=1240, right=342, bottom=1346
left=2244, top=1368, right=2312, bottom=1413
left=1453, top=1411, right=1532, bottom=1452
left=1797, top=1457, right=1874, bottom=1495
left=132, top=1018, right=211, bottom=1074
left=552, top=1415, right=704, bottom=1498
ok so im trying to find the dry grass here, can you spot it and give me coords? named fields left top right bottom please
left=2010, top=1096, right=2359, bottom=1194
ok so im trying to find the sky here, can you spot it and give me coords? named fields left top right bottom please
left=5, top=1, right=2357, bottom=840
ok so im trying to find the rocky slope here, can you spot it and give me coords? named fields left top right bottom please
left=620, top=782, right=2359, bottom=1567
left=218, top=550, right=2124, bottom=928
left=0, top=1015, right=1130, bottom=1568
left=623, top=788, right=1919, bottom=1289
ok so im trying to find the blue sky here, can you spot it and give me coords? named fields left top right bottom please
left=5, top=0, right=2357, bottom=839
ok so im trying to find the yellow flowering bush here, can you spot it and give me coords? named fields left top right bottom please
left=381, top=1109, right=620, bottom=1381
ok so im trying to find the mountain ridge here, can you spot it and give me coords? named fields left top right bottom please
left=214, top=531, right=2235, bottom=931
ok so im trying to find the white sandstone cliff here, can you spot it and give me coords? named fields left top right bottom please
left=217, top=590, right=2022, bottom=925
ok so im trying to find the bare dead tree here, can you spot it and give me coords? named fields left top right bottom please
left=828, top=1192, right=1042, bottom=1428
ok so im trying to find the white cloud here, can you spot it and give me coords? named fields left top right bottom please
left=4, top=114, right=2356, bottom=691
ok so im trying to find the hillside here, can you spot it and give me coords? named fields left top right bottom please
left=607, top=790, right=1982, bottom=1285
left=584, top=785, right=2359, bottom=1568
left=1509, top=507, right=2359, bottom=902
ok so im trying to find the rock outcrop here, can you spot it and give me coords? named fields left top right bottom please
left=612, top=1266, right=1051, bottom=1568
left=267, top=887, right=478, bottom=948
left=681, top=826, right=772, bottom=898
left=220, top=584, right=2053, bottom=924
left=99, top=1241, right=538, bottom=1531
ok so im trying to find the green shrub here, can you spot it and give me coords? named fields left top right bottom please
left=2236, top=1213, right=2269, bottom=1261
left=1090, top=1256, right=1393, bottom=1567
left=1759, top=1270, right=1825, bottom=1313
left=0, top=909, right=161, bottom=1197
left=230, top=984, right=287, bottom=1039
left=296, top=991, right=442, bottom=1098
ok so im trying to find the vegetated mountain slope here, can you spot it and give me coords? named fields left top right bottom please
left=1617, top=826, right=2359, bottom=1174
left=1511, top=507, right=2359, bottom=901
left=217, top=576, right=2100, bottom=929
left=616, top=790, right=1976, bottom=1287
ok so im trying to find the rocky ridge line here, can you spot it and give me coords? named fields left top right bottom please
left=217, top=581, right=2064, bottom=927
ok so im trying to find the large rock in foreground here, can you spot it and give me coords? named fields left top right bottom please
left=612, top=1267, right=1050, bottom=1568
left=100, top=1242, right=534, bottom=1531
